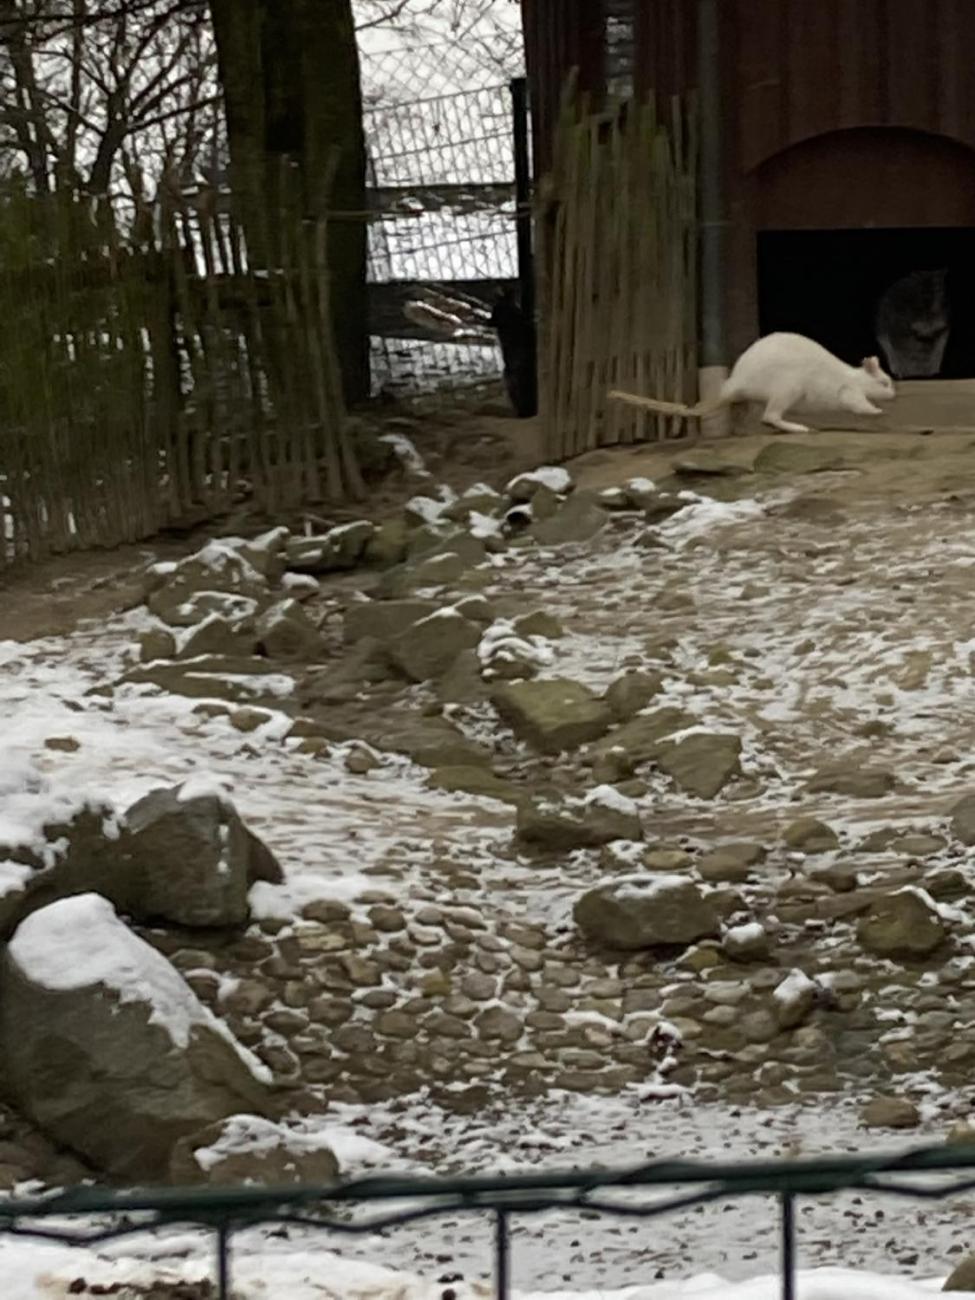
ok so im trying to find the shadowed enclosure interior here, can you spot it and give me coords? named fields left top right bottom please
left=757, top=229, right=975, bottom=379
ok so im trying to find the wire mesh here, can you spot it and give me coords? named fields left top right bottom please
left=2, top=1141, right=975, bottom=1299
left=360, top=36, right=526, bottom=397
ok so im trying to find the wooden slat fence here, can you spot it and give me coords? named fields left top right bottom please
left=537, top=91, right=698, bottom=459
left=0, top=167, right=359, bottom=570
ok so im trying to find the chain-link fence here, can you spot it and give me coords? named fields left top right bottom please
left=359, top=31, right=527, bottom=397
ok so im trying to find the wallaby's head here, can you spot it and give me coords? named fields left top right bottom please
left=860, top=355, right=896, bottom=402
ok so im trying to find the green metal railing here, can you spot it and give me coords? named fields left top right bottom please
left=2, top=1141, right=975, bottom=1298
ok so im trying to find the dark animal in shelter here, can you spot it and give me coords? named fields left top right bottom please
left=490, top=289, right=538, bottom=417
left=875, top=268, right=951, bottom=379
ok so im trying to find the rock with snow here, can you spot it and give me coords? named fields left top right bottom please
left=783, top=817, right=839, bottom=852
left=478, top=618, right=555, bottom=682
left=657, top=732, right=742, bottom=799
left=723, top=921, right=770, bottom=963
left=169, top=1115, right=338, bottom=1186
left=506, top=465, right=573, bottom=502
left=772, top=969, right=817, bottom=1030
left=0, top=894, right=274, bottom=1181
left=860, top=1095, right=921, bottom=1130
left=389, top=607, right=482, bottom=682
left=117, top=782, right=283, bottom=926
left=857, top=887, right=946, bottom=959
left=574, top=875, right=718, bottom=950
left=146, top=541, right=269, bottom=626
left=120, top=655, right=296, bottom=705
left=286, top=522, right=375, bottom=574
left=603, top=669, right=663, bottom=721
left=517, top=786, right=643, bottom=851
left=177, top=612, right=257, bottom=661
left=254, top=599, right=325, bottom=660
left=492, top=677, right=614, bottom=754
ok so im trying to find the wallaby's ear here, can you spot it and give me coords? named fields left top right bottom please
left=862, top=356, right=881, bottom=376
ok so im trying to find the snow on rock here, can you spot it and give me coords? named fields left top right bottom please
left=0, top=893, right=274, bottom=1181
left=8, top=894, right=258, bottom=1062
left=772, top=968, right=818, bottom=1029
left=477, top=617, right=556, bottom=679
left=507, top=465, right=573, bottom=501
left=378, top=430, right=430, bottom=476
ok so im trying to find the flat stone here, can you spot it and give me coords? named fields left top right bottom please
left=492, top=677, right=613, bottom=754
left=574, top=876, right=719, bottom=950
left=860, top=1095, right=921, bottom=1130
left=657, top=732, right=742, bottom=799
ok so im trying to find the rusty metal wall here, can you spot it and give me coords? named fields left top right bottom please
left=734, top=0, right=975, bottom=174
left=520, top=0, right=606, bottom=177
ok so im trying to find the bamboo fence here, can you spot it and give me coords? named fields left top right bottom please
left=0, top=165, right=360, bottom=570
left=537, top=92, right=698, bottom=459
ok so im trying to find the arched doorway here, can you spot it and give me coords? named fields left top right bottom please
left=753, top=128, right=975, bottom=376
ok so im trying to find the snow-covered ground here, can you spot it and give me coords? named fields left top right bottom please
left=7, top=448, right=975, bottom=1294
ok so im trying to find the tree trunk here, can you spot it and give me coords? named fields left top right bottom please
left=209, top=0, right=369, bottom=403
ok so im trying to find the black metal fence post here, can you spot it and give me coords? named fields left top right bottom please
left=510, top=74, right=538, bottom=414
left=495, top=1208, right=511, bottom=1300
left=217, top=1224, right=231, bottom=1300
left=780, top=1193, right=796, bottom=1300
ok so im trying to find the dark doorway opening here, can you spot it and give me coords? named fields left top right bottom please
left=757, top=229, right=975, bottom=378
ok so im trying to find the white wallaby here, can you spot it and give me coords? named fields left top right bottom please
left=609, top=332, right=896, bottom=434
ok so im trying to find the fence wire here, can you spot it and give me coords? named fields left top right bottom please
left=360, top=35, right=526, bottom=397
left=2, top=1141, right=975, bottom=1299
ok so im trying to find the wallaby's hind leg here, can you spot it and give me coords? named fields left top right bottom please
left=762, top=399, right=809, bottom=435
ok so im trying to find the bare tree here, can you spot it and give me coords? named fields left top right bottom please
left=0, top=0, right=219, bottom=209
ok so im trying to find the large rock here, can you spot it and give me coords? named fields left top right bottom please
left=591, top=707, right=694, bottom=769
left=120, top=783, right=283, bottom=927
left=574, top=876, right=718, bottom=950
left=389, top=608, right=481, bottom=681
left=343, top=598, right=437, bottom=645
left=285, top=521, right=375, bottom=574
left=492, top=678, right=614, bottom=754
left=783, top=817, right=839, bottom=852
left=944, top=1255, right=975, bottom=1291
left=0, top=782, right=280, bottom=937
left=507, top=466, right=573, bottom=503
left=169, top=1115, right=339, bottom=1186
left=857, top=888, right=946, bottom=959
left=806, top=766, right=895, bottom=799
left=531, top=491, right=606, bottom=547
left=657, top=732, right=742, bottom=799
left=0, top=894, right=274, bottom=1181
left=949, top=794, right=975, bottom=846
left=427, top=765, right=522, bottom=805
left=517, top=787, right=643, bottom=850
left=146, top=541, right=269, bottom=625
left=860, top=1095, right=921, bottom=1131
left=255, top=599, right=325, bottom=660
left=603, top=670, right=663, bottom=721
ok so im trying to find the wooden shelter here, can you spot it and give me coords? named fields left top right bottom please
left=521, top=0, right=975, bottom=376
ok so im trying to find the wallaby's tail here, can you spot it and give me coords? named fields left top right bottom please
left=607, top=388, right=725, bottom=420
